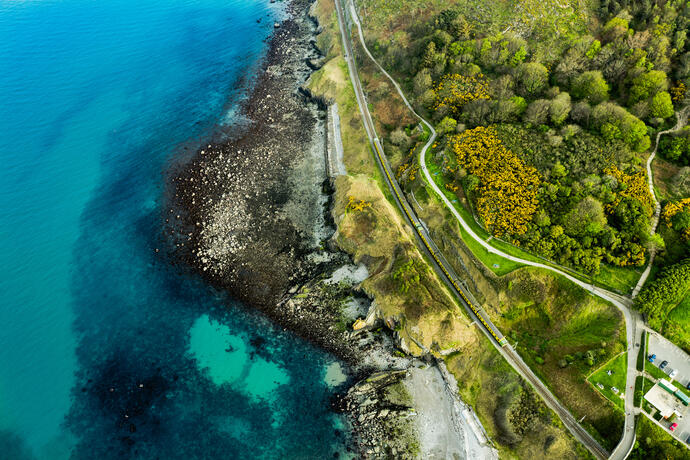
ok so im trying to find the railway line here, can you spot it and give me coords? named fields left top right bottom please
left=333, top=0, right=612, bottom=457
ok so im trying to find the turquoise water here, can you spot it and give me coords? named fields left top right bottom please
left=0, top=0, right=348, bottom=458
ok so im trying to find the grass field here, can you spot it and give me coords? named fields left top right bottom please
left=488, top=267, right=626, bottom=448
left=631, top=415, right=690, bottom=458
left=588, top=353, right=628, bottom=411
left=645, top=361, right=670, bottom=381
left=665, top=293, right=690, bottom=352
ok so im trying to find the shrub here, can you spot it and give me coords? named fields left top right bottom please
left=432, top=74, right=490, bottom=116
left=451, top=126, right=540, bottom=236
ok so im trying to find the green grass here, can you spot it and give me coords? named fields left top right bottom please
left=594, top=264, right=641, bottom=295
left=645, top=361, right=672, bottom=382
left=422, top=155, right=524, bottom=275
left=666, top=294, right=690, bottom=352
left=636, top=376, right=657, bottom=408
left=588, top=353, right=628, bottom=411
left=635, top=376, right=644, bottom=407
left=632, top=415, right=690, bottom=459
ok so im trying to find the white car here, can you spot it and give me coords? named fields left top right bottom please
left=669, top=369, right=679, bottom=379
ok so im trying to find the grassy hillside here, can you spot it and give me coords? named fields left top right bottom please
left=309, top=1, right=588, bottom=456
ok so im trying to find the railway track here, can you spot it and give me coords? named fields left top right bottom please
left=333, top=0, right=611, bottom=457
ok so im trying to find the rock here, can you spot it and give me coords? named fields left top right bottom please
left=352, top=318, right=367, bottom=330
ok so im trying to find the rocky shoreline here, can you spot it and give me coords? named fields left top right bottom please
left=167, top=0, right=359, bottom=360
left=166, top=0, right=478, bottom=457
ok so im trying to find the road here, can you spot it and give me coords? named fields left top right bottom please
left=648, top=330, right=690, bottom=388
left=333, top=0, right=611, bottom=457
left=632, top=106, right=689, bottom=298
left=645, top=330, right=690, bottom=444
left=341, top=2, right=643, bottom=457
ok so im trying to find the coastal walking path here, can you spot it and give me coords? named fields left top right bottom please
left=335, top=0, right=614, bottom=457
left=345, top=1, right=639, bottom=451
left=632, top=106, right=689, bottom=298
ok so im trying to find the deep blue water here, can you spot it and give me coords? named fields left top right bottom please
left=0, top=1, right=348, bottom=458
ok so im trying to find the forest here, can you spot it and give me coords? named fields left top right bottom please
left=374, top=0, right=690, bottom=279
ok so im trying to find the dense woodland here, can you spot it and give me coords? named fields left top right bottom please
left=373, top=0, right=690, bottom=279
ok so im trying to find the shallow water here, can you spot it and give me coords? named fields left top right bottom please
left=0, top=0, right=349, bottom=457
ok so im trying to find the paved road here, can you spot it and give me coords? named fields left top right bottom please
left=334, top=1, right=610, bottom=458
left=342, top=3, right=643, bottom=457
left=648, top=330, right=690, bottom=388
left=645, top=331, right=690, bottom=444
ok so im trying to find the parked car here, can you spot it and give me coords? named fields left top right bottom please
left=686, top=381, right=690, bottom=390
left=648, top=353, right=657, bottom=362
left=686, top=435, right=690, bottom=444
left=669, top=369, right=679, bottom=379
left=660, top=360, right=669, bottom=370
left=670, top=423, right=678, bottom=432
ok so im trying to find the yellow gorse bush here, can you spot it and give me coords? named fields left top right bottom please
left=347, top=196, right=372, bottom=212
left=662, top=198, right=690, bottom=239
left=433, top=74, right=490, bottom=116
left=603, top=165, right=653, bottom=217
left=451, top=126, right=540, bottom=236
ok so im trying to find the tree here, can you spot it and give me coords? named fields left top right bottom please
left=514, top=62, right=549, bottom=97
left=550, top=92, right=572, bottom=125
left=551, top=161, right=567, bottom=179
left=629, top=70, right=669, bottom=104
left=390, top=128, right=411, bottom=148
left=571, top=71, right=609, bottom=104
left=462, top=174, right=479, bottom=192
left=565, top=196, right=607, bottom=236
left=436, top=116, right=457, bottom=135
left=592, top=102, right=650, bottom=151
left=649, top=91, right=674, bottom=119
left=413, top=69, right=432, bottom=96
left=570, top=102, right=593, bottom=126
left=672, top=211, right=690, bottom=233
left=524, top=99, right=551, bottom=125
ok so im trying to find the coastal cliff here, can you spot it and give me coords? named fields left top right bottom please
left=167, top=0, right=491, bottom=456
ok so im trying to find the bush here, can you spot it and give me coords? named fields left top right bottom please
left=634, top=258, right=690, bottom=329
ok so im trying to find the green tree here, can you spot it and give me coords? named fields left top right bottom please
left=515, top=62, right=549, bottom=97
left=572, top=71, right=609, bottom=104
left=413, top=69, right=432, bottom=96
left=649, top=91, right=674, bottom=119
left=550, top=92, right=572, bottom=125
left=511, top=46, right=527, bottom=66
left=436, top=116, right=457, bottom=135
left=463, top=174, right=479, bottom=192
left=672, top=211, right=690, bottom=233
left=629, top=70, right=669, bottom=104
left=565, top=196, right=607, bottom=236
left=524, top=99, right=551, bottom=125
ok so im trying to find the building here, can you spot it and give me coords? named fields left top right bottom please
left=644, top=379, right=687, bottom=419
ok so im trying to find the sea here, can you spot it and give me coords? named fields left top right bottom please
left=0, top=0, right=349, bottom=458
